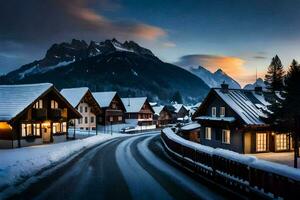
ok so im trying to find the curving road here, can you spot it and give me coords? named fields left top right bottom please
left=12, top=131, right=233, bottom=200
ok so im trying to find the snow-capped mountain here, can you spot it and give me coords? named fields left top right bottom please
left=244, top=78, right=267, bottom=90
left=0, top=39, right=209, bottom=104
left=190, top=66, right=241, bottom=89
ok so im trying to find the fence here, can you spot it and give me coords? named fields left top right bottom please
left=161, top=128, right=300, bottom=199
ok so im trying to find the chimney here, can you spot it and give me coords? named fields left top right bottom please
left=255, top=86, right=263, bottom=94
left=221, top=81, right=229, bottom=93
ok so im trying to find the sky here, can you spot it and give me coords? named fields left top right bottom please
left=1, top=0, right=300, bottom=86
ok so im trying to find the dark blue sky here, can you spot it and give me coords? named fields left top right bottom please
left=1, top=0, right=300, bottom=85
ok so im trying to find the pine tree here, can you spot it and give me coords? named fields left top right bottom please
left=171, top=91, right=183, bottom=104
left=271, top=59, right=300, bottom=168
left=265, top=55, right=285, bottom=91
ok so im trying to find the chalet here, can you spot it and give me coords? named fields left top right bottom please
left=0, top=83, right=81, bottom=148
left=92, top=91, right=126, bottom=125
left=192, top=83, right=291, bottom=154
left=152, top=105, right=173, bottom=127
left=60, top=87, right=101, bottom=132
left=121, top=97, right=154, bottom=126
left=172, top=103, right=189, bottom=122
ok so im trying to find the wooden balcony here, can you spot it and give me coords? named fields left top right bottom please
left=32, top=108, right=47, bottom=120
left=49, top=109, right=62, bottom=120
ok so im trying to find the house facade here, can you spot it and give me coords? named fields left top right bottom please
left=152, top=105, right=173, bottom=127
left=192, top=84, right=292, bottom=154
left=93, top=92, right=125, bottom=125
left=121, top=97, right=154, bottom=126
left=0, top=83, right=81, bottom=148
left=60, top=87, right=101, bottom=132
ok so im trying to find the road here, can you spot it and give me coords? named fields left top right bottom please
left=11, top=132, right=234, bottom=200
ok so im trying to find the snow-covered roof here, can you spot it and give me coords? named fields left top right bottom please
left=152, top=105, right=164, bottom=116
left=60, top=87, right=89, bottom=108
left=92, top=91, right=117, bottom=108
left=0, top=83, right=53, bottom=121
left=195, top=116, right=236, bottom=122
left=181, top=123, right=201, bottom=131
left=121, top=97, right=148, bottom=113
left=214, top=89, right=269, bottom=125
left=172, top=103, right=187, bottom=113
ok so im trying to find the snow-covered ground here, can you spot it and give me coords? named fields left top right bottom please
left=0, top=132, right=127, bottom=195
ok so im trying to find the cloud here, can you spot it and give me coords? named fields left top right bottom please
left=0, top=0, right=166, bottom=44
left=162, top=42, right=176, bottom=48
left=253, top=56, right=267, bottom=60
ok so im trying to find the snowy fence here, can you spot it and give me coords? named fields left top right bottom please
left=161, top=128, right=300, bottom=199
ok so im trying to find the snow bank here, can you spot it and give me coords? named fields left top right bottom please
left=0, top=134, right=125, bottom=190
left=250, top=159, right=300, bottom=181
left=181, top=123, right=201, bottom=131
left=214, top=148, right=256, bottom=165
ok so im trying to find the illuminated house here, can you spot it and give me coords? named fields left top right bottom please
left=152, top=105, right=173, bottom=127
left=121, top=97, right=154, bottom=126
left=92, top=91, right=126, bottom=125
left=193, top=83, right=292, bottom=154
left=61, top=87, right=101, bottom=132
left=0, top=83, right=81, bottom=148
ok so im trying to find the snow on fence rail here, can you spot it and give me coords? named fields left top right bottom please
left=161, top=128, right=300, bottom=199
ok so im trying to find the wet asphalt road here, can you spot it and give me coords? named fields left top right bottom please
left=11, top=132, right=232, bottom=200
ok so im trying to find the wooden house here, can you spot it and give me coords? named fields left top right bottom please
left=172, top=103, right=189, bottom=122
left=60, top=87, right=101, bottom=132
left=121, top=97, right=154, bottom=126
left=193, top=83, right=292, bottom=154
left=92, top=91, right=126, bottom=125
left=0, top=83, right=81, bottom=148
left=152, top=105, right=173, bottom=127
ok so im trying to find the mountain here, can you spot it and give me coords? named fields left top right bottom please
left=244, top=78, right=267, bottom=90
left=0, top=39, right=210, bottom=104
left=190, top=66, right=241, bottom=89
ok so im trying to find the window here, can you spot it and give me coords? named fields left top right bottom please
left=85, top=117, right=88, bottom=124
left=109, top=116, right=113, bottom=122
left=205, top=127, right=212, bottom=140
left=52, top=123, right=61, bottom=134
left=90, top=116, right=94, bottom=123
left=21, top=124, right=33, bottom=137
left=118, top=116, right=122, bottom=121
left=21, top=124, right=26, bottom=137
left=33, top=99, right=43, bottom=109
left=220, top=107, right=225, bottom=117
left=33, top=124, right=40, bottom=136
left=222, top=129, right=230, bottom=144
left=51, top=100, right=58, bottom=109
left=256, top=133, right=267, bottom=152
left=212, top=107, right=216, bottom=117
left=80, top=106, right=83, bottom=113
left=112, top=103, right=116, bottom=109
left=61, top=122, right=67, bottom=132
left=276, top=134, right=288, bottom=151
left=85, top=107, right=88, bottom=113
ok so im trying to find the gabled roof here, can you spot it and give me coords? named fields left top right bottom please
left=60, top=87, right=89, bottom=108
left=152, top=105, right=164, bottom=116
left=92, top=91, right=117, bottom=108
left=195, top=88, right=274, bottom=126
left=0, top=83, right=53, bottom=121
left=121, top=97, right=153, bottom=113
left=172, top=103, right=188, bottom=113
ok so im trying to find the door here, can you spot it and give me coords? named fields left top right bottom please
left=42, top=124, right=51, bottom=143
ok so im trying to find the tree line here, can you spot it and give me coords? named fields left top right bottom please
left=264, top=55, right=300, bottom=168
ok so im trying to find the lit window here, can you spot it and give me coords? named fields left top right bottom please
left=256, top=133, right=267, bottom=152
left=33, top=100, right=43, bottom=109
left=118, top=116, right=122, bottom=121
left=51, top=100, right=58, bottom=109
left=33, top=124, right=40, bottom=136
left=222, top=129, right=230, bottom=144
left=53, top=123, right=61, bottom=134
left=109, top=116, right=113, bottom=122
left=276, top=134, right=287, bottom=151
left=205, top=127, right=212, bottom=140
left=112, top=103, right=116, bottom=109
left=220, top=107, right=225, bottom=117
left=61, top=122, right=67, bottom=132
left=212, top=107, right=216, bottom=117
left=21, top=124, right=26, bottom=137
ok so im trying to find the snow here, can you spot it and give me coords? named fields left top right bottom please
left=131, top=69, right=138, bottom=76
left=250, top=159, right=300, bottom=181
left=195, top=116, right=236, bottom=122
left=60, top=87, right=89, bottom=108
left=92, top=91, right=116, bottom=108
left=214, top=148, right=257, bottom=165
left=0, top=133, right=126, bottom=192
left=172, top=103, right=185, bottom=113
left=121, top=97, right=148, bottom=113
left=18, top=60, right=74, bottom=79
left=152, top=105, right=164, bottom=116
left=0, top=83, right=53, bottom=121
left=181, top=123, right=201, bottom=131
left=112, top=41, right=134, bottom=53
left=214, top=89, right=267, bottom=125
left=275, top=91, right=285, bottom=100
left=251, top=91, right=271, bottom=106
